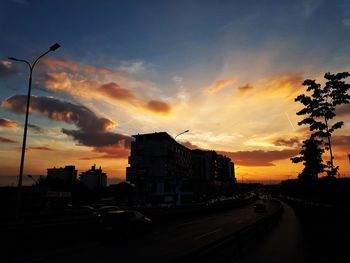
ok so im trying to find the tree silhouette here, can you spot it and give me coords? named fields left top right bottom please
left=291, top=136, right=326, bottom=180
left=294, top=72, right=350, bottom=177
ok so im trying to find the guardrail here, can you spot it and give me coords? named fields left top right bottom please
left=174, top=199, right=283, bottom=263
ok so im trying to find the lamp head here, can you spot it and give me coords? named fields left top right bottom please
left=8, top=57, right=19, bottom=61
left=49, top=43, right=61, bottom=51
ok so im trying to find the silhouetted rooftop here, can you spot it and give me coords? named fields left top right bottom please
left=132, top=132, right=191, bottom=150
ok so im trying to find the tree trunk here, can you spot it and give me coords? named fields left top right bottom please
left=324, top=117, right=335, bottom=176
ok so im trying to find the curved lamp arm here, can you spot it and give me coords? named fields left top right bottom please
left=175, top=129, right=189, bottom=139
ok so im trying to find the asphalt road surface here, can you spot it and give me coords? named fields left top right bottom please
left=13, top=200, right=278, bottom=263
left=239, top=201, right=303, bottom=263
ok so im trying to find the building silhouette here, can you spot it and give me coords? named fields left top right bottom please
left=47, top=165, right=77, bottom=186
left=126, top=132, right=192, bottom=205
left=126, top=132, right=236, bottom=205
left=79, top=164, right=107, bottom=190
left=192, top=149, right=235, bottom=199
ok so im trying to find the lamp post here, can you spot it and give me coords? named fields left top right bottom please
left=9, top=43, right=60, bottom=219
left=173, top=129, right=189, bottom=206
left=174, top=129, right=189, bottom=140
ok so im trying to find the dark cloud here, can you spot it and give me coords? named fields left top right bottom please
left=2, top=95, right=132, bottom=148
left=2, top=95, right=114, bottom=131
left=273, top=137, right=302, bottom=148
left=146, top=100, right=171, bottom=114
left=80, top=142, right=130, bottom=160
left=0, top=61, right=18, bottom=78
left=98, top=82, right=136, bottom=101
left=0, top=136, right=17, bottom=143
left=62, top=129, right=132, bottom=148
left=219, top=149, right=298, bottom=166
left=333, top=135, right=350, bottom=145
left=181, top=140, right=297, bottom=166
left=0, top=118, right=17, bottom=128
left=28, top=123, right=44, bottom=133
left=97, top=83, right=172, bottom=114
left=332, top=135, right=350, bottom=154
left=335, top=104, right=350, bottom=117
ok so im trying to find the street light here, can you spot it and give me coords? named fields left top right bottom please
left=9, top=43, right=61, bottom=219
left=173, top=129, right=189, bottom=206
left=174, top=129, right=189, bottom=140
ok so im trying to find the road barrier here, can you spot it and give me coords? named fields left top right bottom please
left=279, top=195, right=350, bottom=263
left=175, top=199, right=283, bottom=263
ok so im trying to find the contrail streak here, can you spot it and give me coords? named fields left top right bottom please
left=285, top=112, right=295, bottom=131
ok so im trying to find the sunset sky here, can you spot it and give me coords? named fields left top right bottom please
left=1, top=0, right=350, bottom=185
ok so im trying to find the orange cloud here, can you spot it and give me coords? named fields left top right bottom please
left=332, top=135, right=350, bottom=155
left=0, top=118, right=17, bottom=128
left=181, top=141, right=298, bottom=167
left=262, top=73, right=303, bottom=95
left=0, top=136, right=17, bottom=143
left=41, top=59, right=173, bottom=115
left=42, top=58, right=78, bottom=72
left=41, top=58, right=113, bottom=76
left=181, top=141, right=200, bottom=150
left=220, top=149, right=299, bottom=167
left=91, top=141, right=130, bottom=159
left=26, top=146, right=55, bottom=151
left=237, top=84, right=254, bottom=94
left=146, top=100, right=171, bottom=114
left=206, top=79, right=237, bottom=94
left=98, top=82, right=136, bottom=101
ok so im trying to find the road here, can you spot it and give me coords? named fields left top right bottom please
left=239, top=201, right=303, bottom=263
left=10, top=200, right=278, bottom=263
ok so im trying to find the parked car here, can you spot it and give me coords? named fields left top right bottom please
left=98, top=205, right=120, bottom=214
left=101, top=210, right=151, bottom=237
left=254, top=201, right=266, bottom=213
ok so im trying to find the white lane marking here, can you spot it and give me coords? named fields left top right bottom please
left=194, top=228, right=222, bottom=240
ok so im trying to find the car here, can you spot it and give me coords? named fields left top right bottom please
left=96, top=206, right=120, bottom=222
left=80, top=205, right=96, bottom=211
left=101, top=210, right=151, bottom=237
left=254, top=202, right=266, bottom=213
left=97, top=205, right=120, bottom=214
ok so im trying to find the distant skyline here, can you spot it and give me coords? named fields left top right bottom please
left=1, top=0, right=350, bottom=185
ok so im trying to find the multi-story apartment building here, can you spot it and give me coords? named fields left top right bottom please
left=47, top=165, right=77, bottom=186
left=126, top=132, right=192, bottom=205
left=79, top=164, right=107, bottom=190
left=126, top=132, right=236, bottom=205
